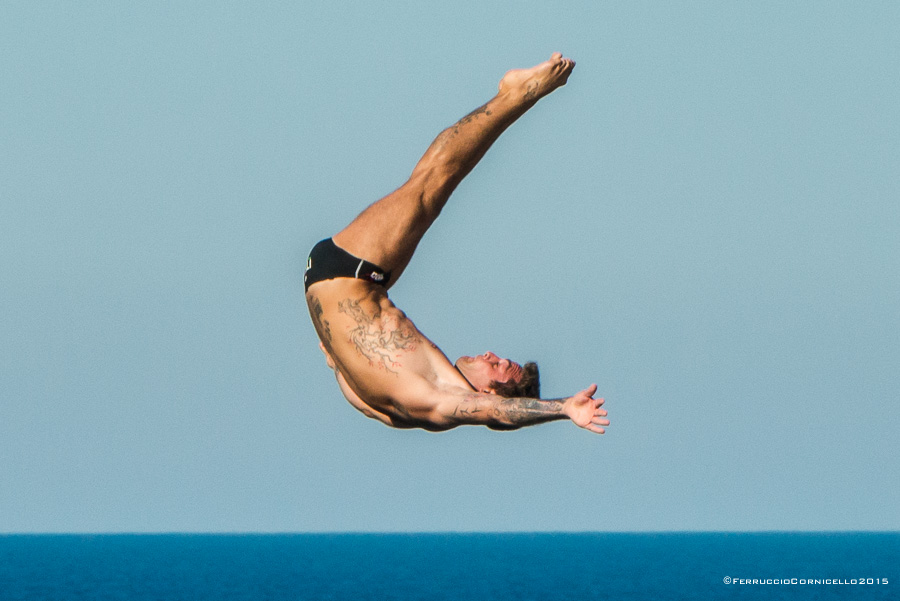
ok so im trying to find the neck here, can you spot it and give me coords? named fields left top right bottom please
left=454, top=365, right=477, bottom=391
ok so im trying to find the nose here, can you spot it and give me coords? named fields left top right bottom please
left=483, top=352, right=497, bottom=360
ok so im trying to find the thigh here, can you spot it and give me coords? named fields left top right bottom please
left=332, top=174, right=437, bottom=284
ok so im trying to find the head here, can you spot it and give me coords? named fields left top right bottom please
left=455, top=352, right=540, bottom=398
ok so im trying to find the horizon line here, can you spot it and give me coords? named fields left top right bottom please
left=3, top=529, right=898, bottom=536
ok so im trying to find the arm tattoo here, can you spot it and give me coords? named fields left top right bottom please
left=308, top=294, right=332, bottom=344
left=446, top=395, right=565, bottom=427
left=497, top=397, right=565, bottom=425
left=337, top=298, right=418, bottom=374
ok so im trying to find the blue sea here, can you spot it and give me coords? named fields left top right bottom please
left=0, top=533, right=896, bottom=600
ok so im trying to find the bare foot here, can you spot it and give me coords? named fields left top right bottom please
left=498, top=52, right=576, bottom=102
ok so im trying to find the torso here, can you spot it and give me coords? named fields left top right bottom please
left=305, top=278, right=473, bottom=424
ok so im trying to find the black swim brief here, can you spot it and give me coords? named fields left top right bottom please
left=304, top=238, right=392, bottom=292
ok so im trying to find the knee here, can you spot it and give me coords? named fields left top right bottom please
left=408, top=165, right=456, bottom=216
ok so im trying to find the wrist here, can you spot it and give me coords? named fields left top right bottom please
left=560, top=397, right=573, bottom=419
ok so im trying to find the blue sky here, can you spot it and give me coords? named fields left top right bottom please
left=2, top=1, right=898, bottom=532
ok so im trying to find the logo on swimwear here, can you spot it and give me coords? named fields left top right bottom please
left=306, top=257, right=312, bottom=271
left=370, top=272, right=384, bottom=281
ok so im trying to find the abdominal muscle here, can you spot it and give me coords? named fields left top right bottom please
left=306, top=278, right=468, bottom=420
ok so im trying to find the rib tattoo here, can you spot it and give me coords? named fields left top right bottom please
left=337, top=298, right=418, bottom=373
left=308, top=294, right=332, bottom=344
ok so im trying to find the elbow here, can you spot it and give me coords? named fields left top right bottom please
left=392, top=403, right=454, bottom=432
left=487, top=422, right=521, bottom=431
left=424, top=409, right=455, bottom=432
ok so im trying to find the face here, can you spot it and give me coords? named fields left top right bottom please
left=455, top=352, right=524, bottom=393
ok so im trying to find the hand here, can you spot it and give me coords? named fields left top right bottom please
left=564, top=384, right=609, bottom=434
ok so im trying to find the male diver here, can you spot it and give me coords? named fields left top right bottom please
left=305, top=53, right=608, bottom=433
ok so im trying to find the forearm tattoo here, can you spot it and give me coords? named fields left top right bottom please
left=446, top=395, right=566, bottom=427
left=337, top=298, right=418, bottom=373
left=498, top=397, right=565, bottom=424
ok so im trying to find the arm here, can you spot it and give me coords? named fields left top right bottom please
left=440, top=393, right=567, bottom=430
left=414, top=384, right=608, bottom=433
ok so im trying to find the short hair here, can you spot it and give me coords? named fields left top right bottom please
left=490, top=361, right=540, bottom=399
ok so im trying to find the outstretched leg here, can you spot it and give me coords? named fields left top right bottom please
left=333, top=53, right=575, bottom=285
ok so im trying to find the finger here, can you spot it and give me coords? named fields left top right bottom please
left=584, top=384, right=598, bottom=397
left=591, top=417, right=610, bottom=427
left=586, top=423, right=606, bottom=434
left=593, top=397, right=605, bottom=408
